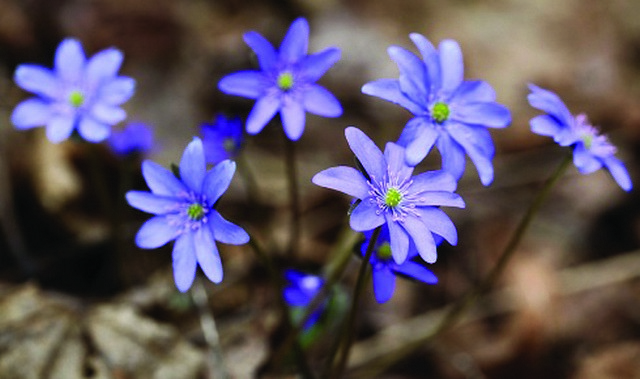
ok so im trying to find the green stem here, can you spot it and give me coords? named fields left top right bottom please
left=192, top=278, right=228, bottom=379
left=284, top=133, right=301, bottom=259
left=352, top=154, right=573, bottom=377
left=326, top=226, right=381, bottom=379
left=235, top=149, right=261, bottom=204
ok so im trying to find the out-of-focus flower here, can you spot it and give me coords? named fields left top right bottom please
left=283, top=269, right=325, bottom=329
left=528, top=84, right=632, bottom=191
left=218, top=17, right=342, bottom=141
left=108, top=122, right=154, bottom=155
left=201, top=114, right=243, bottom=164
left=362, top=225, right=438, bottom=303
left=126, top=137, right=249, bottom=292
left=362, top=34, right=510, bottom=184
left=11, top=38, right=135, bottom=143
left=312, top=126, right=464, bottom=265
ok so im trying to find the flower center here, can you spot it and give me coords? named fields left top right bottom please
left=581, top=133, right=594, bottom=149
left=573, top=114, right=617, bottom=155
left=277, top=71, right=295, bottom=91
left=68, top=90, right=85, bottom=108
left=376, top=242, right=393, bottom=260
left=431, top=102, right=450, bottom=124
left=223, top=137, right=236, bottom=153
left=385, top=187, right=403, bottom=207
left=187, top=203, right=206, bottom=221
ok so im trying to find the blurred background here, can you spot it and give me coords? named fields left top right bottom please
left=0, top=0, right=639, bottom=378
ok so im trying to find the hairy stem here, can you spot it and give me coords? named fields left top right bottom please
left=284, top=133, right=301, bottom=259
left=192, top=278, right=228, bottom=379
left=326, top=226, right=381, bottom=379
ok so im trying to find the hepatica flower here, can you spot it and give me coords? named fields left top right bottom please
left=218, top=17, right=342, bottom=141
left=126, top=137, right=249, bottom=292
left=362, top=225, right=438, bottom=303
left=528, top=84, right=632, bottom=191
left=200, top=114, right=243, bottom=164
left=108, top=121, right=154, bottom=156
left=11, top=38, right=135, bottom=143
left=362, top=34, right=511, bottom=185
left=312, top=127, right=465, bottom=265
left=283, top=269, right=325, bottom=329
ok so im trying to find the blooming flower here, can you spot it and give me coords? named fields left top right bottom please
left=11, top=38, right=135, bottom=143
left=312, top=126, right=465, bottom=265
left=218, top=17, right=342, bottom=141
left=528, top=84, right=632, bottom=191
left=362, top=34, right=511, bottom=185
left=108, top=121, right=154, bottom=155
left=200, top=114, right=243, bottom=164
left=283, top=269, right=325, bottom=329
left=362, top=225, right=438, bottom=303
left=126, top=137, right=249, bottom=292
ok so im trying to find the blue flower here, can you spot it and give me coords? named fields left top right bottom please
left=362, top=34, right=511, bottom=185
left=200, top=114, right=243, bottom=164
left=126, top=137, right=250, bottom=292
left=218, top=17, right=342, bottom=141
left=312, top=127, right=465, bottom=265
left=528, top=84, right=632, bottom=191
left=11, top=38, right=135, bottom=143
left=362, top=225, right=438, bottom=303
left=108, top=122, right=154, bottom=156
left=283, top=269, right=325, bottom=329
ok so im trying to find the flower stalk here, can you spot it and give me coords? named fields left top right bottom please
left=192, top=278, right=229, bottom=379
left=325, top=226, right=381, bottom=379
left=284, top=132, right=301, bottom=259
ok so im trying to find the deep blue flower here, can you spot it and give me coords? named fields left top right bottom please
left=283, top=269, right=325, bottom=329
left=200, top=114, right=243, bottom=164
left=362, top=34, right=511, bottom=185
left=218, top=17, right=342, bottom=141
left=108, top=121, right=154, bottom=155
left=312, top=127, right=464, bottom=265
left=362, top=225, right=438, bottom=303
left=528, top=84, right=632, bottom=191
left=11, top=38, right=135, bottom=143
left=126, top=137, right=249, bottom=292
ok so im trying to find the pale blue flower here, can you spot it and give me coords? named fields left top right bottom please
left=126, top=137, right=249, bottom=292
left=12, top=38, right=135, bottom=143
left=218, top=18, right=342, bottom=141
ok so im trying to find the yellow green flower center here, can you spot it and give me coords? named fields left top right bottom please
left=377, top=242, right=393, bottom=260
left=385, top=188, right=403, bottom=208
left=431, top=101, right=450, bottom=123
left=68, top=90, right=85, bottom=108
left=277, top=71, right=295, bottom=91
left=187, top=203, right=206, bottom=221
left=582, top=134, right=593, bottom=149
